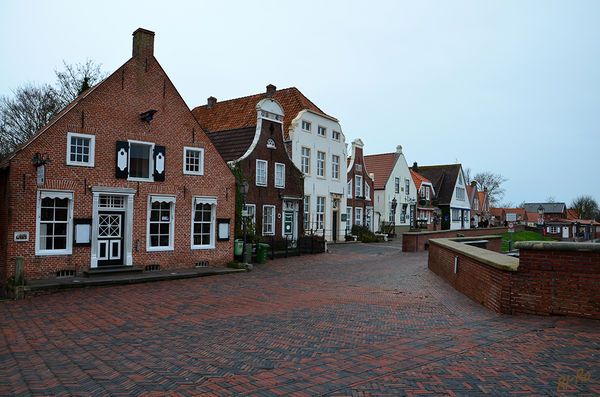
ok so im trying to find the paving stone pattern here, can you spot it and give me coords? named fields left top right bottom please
left=1, top=241, right=599, bottom=396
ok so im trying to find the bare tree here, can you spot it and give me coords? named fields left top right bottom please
left=463, top=167, right=472, bottom=184
left=55, top=59, right=106, bottom=107
left=0, top=60, right=105, bottom=160
left=546, top=196, right=557, bottom=203
left=0, top=84, right=62, bottom=159
left=473, top=171, right=507, bottom=206
left=570, top=195, right=599, bottom=220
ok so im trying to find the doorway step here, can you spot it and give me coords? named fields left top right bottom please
left=84, top=266, right=144, bottom=278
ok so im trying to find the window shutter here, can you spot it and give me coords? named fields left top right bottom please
left=153, top=145, right=166, bottom=181
left=115, top=141, right=129, bottom=179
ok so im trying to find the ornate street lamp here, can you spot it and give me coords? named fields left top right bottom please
left=239, top=181, right=250, bottom=264
left=538, top=205, right=545, bottom=239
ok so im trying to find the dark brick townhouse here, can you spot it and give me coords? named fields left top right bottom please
left=0, top=28, right=235, bottom=286
left=346, top=139, right=375, bottom=232
left=193, top=86, right=304, bottom=240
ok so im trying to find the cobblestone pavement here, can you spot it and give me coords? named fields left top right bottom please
left=1, top=241, right=599, bottom=396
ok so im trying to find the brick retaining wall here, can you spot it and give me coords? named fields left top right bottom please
left=428, top=239, right=600, bottom=320
left=403, top=225, right=524, bottom=252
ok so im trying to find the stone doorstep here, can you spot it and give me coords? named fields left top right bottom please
left=23, top=267, right=247, bottom=293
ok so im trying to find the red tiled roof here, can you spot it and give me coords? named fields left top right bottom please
left=527, top=212, right=541, bottom=222
left=504, top=208, right=527, bottom=218
left=567, top=209, right=580, bottom=220
left=490, top=207, right=504, bottom=217
left=477, top=191, right=487, bottom=206
left=192, top=87, right=330, bottom=139
left=409, top=169, right=431, bottom=191
left=466, top=185, right=474, bottom=199
left=363, top=153, right=398, bottom=190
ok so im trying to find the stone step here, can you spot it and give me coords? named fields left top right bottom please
left=84, top=266, right=144, bottom=278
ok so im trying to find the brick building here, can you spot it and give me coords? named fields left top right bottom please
left=0, top=28, right=235, bottom=286
left=194, top=88, right=304, bottom=240
left=409, top=166, right=436, bottom=230
left=346, top=139, right=375, bottom=232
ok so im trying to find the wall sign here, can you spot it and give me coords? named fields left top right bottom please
left=217, top=218, right=230, bottom=241
left=37, top=165, right=45, bottom=185
left=14, top=232, right=29, bottom=242
left=74, top=218, right=92, bottom=245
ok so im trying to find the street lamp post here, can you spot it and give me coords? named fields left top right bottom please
left=239, top=181, right=250, bottom=264
left=537, top=205, right=545, bottom=239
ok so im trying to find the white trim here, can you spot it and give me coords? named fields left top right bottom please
left=127, top=140, right=155, bottom=182
left=316, top=150, right=326, bottom=178
left=146, top=195, right=176, bottom=252
left=274, top=162, right=285, bottom=188
left=244, top=203, right=256, bottom=227
left=262, top=205, right=276, bottom=235
left=355, top=207, right=363, bottom=226
left=191, top=196, right=216, bottom=249
left=301, top=146, right=311, bottom=175
left=331, top=154, right=340, bottom=180
left=66, top=132, right=95, bottom=167
left=35, top=190, right=74, bottom=256
left=183, top=146, right=204, bottom=175
left=256, top=159, right=268, bottom=186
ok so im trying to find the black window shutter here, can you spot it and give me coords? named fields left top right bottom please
left=153, top=145, right=166, bottom=181
left=115, top=141, right=129, bottom=179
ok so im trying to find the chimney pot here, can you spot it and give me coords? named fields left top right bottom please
left=266, top=84, right=276, bottom=98
left=132, top=28, right=155, bottom=58
left=207, top=96, right=217, bottom=108
left=396, top=145, right=403, bottom=156
left=471, top=181, right=477, bottom=186
left=412, top=162, right=418, bottom=172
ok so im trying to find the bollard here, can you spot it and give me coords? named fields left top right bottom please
left=15, top=256, right=25, bottom=300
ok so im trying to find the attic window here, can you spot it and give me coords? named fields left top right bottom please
left=302, top=121, right=311, bottom=131
left=266, top=139, right=276, bottom=149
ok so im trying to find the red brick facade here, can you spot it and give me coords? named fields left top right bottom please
left=346, top=139, right=375, bottom=232
left=0, top=29, right=235, bottom=283
left=402, top=225, right=523, bottom=252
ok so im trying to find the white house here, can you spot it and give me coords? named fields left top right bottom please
left=364, top=146, right=417, bottom=235
left=288, top=106, right=348, bottom=242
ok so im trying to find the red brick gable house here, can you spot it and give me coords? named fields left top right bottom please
left=346, top=139, right=375, bottom=232
left=194, top=88, right=304, bottom=240
left=0, top=29, right=235, bottom=286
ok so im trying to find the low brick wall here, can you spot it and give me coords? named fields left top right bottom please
left=428, top=239, right=600, bottom=320
left=512, top=242, right=600, bottom=319
left=428, top=237, right=517, bottom=313
left=403, top=225, right=524, bottom=252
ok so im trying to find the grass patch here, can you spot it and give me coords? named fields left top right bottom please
left=501, top=230, right=554, bottom=251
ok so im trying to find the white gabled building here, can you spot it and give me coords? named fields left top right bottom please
left=288, top=106, right=348, bottom=242
left=364, top=146, right=418, bottom=235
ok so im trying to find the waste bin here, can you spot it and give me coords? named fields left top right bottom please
left=456, top=233, right=465, bottom=237
left=234, top=239, right=243, bottom=256
left=256, top=243, right=270, bottom=264
left=243, top=243, right=252, bottom=264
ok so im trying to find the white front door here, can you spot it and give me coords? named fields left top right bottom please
left=562, top=226, right=569, bottom=239
left=97, top=213, right=123, bottom=266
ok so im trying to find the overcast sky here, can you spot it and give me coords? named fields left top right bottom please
left=1, top=1, right=598, bottom=207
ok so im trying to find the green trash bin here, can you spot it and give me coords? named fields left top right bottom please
left=256, top=243, right=270, bottom=264
left=234, top=239, right=243, bottom=256
left=457, top=233, right=465, bottom=237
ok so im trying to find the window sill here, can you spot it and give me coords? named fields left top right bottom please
left=147, top=246, right=174, bottom=252
left=66, top=162, right=94, bottom=167
left=184, top=171, right=204, bottom=176
left=36, top=249, right=73, bottom=256
left=192, top=245, right=216, bottom=250
left=128, top=177, right=154, bottom=182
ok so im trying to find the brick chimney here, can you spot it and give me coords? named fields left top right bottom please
left=471, top=181, right=477, bottom=187
left=412, top=162, right=418, bottom=172
left=132, top=28, right=155, bottom=58
left=266, top=84, right=276, bottom=98
left=207, top=96, right=217, bottom=108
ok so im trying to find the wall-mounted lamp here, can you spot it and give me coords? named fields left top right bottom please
left=32, top=152, right=51, bottom=167
left=140, top=109, right=157, bottom=122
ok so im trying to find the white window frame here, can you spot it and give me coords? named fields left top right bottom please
left=274, top=162, right=285, bottom=188
left=191, top=196, right=217, bottom=249
left=303, top=196, right=310, bottom=231
left=365, top=183, right=371, bottom=200
left=346, top=206, right=353, bottom=229
left=263, top=205, right=275, bottom=235
left=347, top=180, right=353, bottom=198
left=426, top=186, right=430, bottom=200
left=66, top=132, right=95, bottom=167
left=405, top=179, right=410, bottom=195
left=302, top=120, right=311, bottom=132
left=301, top=147, right=311, bottom=175
left=355, top=175, right=363, bottom=198
left=332, top=130, right=340, bottom=141
left=395, top=177, right=400, bottom=193
left=316, top=151, right=325, bottom=178
left=256, top=159, right=267, bottom=186
left=355, top=207, right=363, bottom=226
left=452, top=209, right=460, bottom=221
left=128, top=140, right=155, bottom=182
left=316, top=196, right=325, bottom=230
left=317, top=125, right=326, bottom=137
left=147, top=195, right=176, bottom=252
left=183, top=146, right=204, bottom=175
left=456, top=187, right=465, bottom=201
left=36, top=190, right=74, bottom=255
left=332, top=155, right=340, bottom=180
left=244, top=203, right=256, bottom=228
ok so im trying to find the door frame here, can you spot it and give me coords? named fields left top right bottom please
left=91, top=187, right=136, bottom=268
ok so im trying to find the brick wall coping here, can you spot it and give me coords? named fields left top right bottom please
left=429, top=237, right=519, bottom=272
left=403, top=226, right=507, bottom=236
left=515, top=241, right=600, bottom=253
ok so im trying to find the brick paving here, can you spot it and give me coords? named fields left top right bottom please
left=1, top=241, right=598, bottom=396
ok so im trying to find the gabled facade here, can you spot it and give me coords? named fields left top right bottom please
left=409, top=166, right=436, bottom=230
left=0, top=29, right=235, bottom=285
left=346, top=139, right=375, bottom=232
left=416, top=163, right=471, bottom=230
left=193, top=85, right=347, bottom=242
left=364, top=146, right=417, bottom=235
left=196, top=93, right=304, bottom=240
